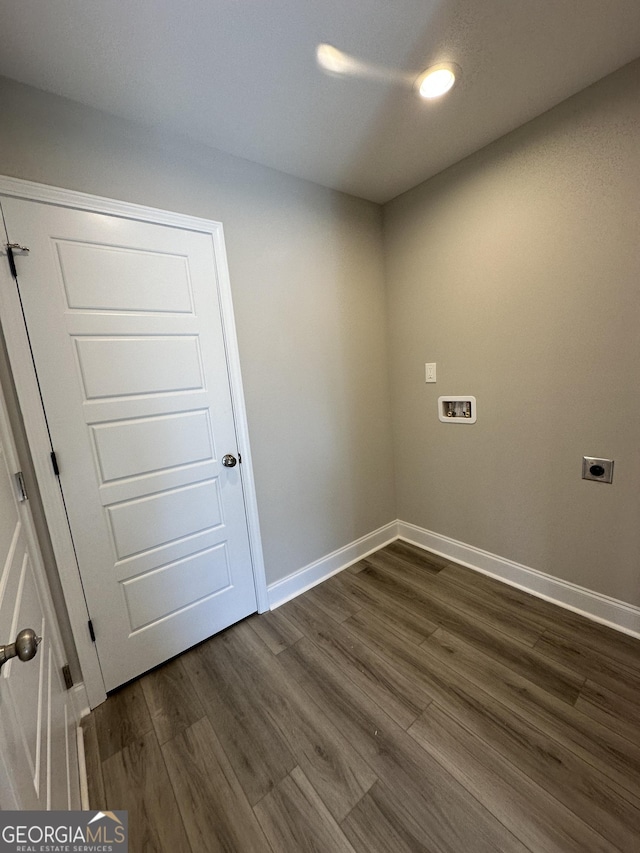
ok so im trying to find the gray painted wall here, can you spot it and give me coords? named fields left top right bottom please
left=384, top=59, right=640, bottom=606
left=0, top=76, right=397, bottom=594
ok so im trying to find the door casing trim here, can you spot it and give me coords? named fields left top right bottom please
left=0, top=175, right=268, bottom=707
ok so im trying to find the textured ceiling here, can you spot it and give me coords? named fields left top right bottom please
left=0, top=1, right=639, bottom=202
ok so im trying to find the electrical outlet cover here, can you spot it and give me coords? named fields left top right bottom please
left=582, top=456, right=614, bottom=483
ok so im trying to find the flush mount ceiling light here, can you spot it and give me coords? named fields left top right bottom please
left=415, top=63, right=459, bottom=99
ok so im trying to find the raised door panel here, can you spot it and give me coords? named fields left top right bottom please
left=74, top=336, right=204, bottom=399
left=90, top=410, right=214, bottom=483
left=56, top=240, right=194, bottom=314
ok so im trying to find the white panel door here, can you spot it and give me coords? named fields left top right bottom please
left=0, top=380, right=80, bottom=810
left=1, top=197, right=258, bottom=691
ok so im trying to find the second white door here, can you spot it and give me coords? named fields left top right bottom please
left=0, top=378, right=80, bottom=810
left=2, top=196, right=259, bottom=692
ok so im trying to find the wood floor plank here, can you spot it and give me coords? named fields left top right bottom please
left=102, top=730, right=191, bottom=853
left=340, top=608, right=454, bottom=703
left=340, top=783, right=430, bottom=853
left=181, top=628, right=297, bottom=805
left=385, top=539, right=450, bottom=573
left=432, top=566, right=547, bottom=644
left=140, top=656, right=205, bottom=745
left=246, top=609, right=303, bottom=655
left=93, top=680, right=153, bottom=762
left=349, top=561, right=583, bottom=703
left=279, top=635, right=406, bottom=760
left=80, top=713, right=105, bottom=809
left=279, top=594, right=431, bottom=728
left=364, top=779, right=527, bottom=853
left=329, top=569, right=438, bottom=645
left=366, top=549, right=542, bottom=646
left=577, top=679, right=640, bottom=745
left=304, top=578, right=364, bottom=623
left=286, top=704, right=378, bottom=824
left=279, top=637, right=529, bottom=853
left=535, top=628, right=640, bottom=702
left=423, top=628, right=640, bottom=799
left=255, top=766, right=357, bottom=853
left=162, top=717, right=273, bottom=853
left=409, top=704, right=618, bottom=853
left=548, top=619, right=640, bottom=678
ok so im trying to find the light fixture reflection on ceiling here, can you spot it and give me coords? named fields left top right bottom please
left=316, top=44, right=359, bottom=75
left=316, top=43, right=406, bottom=84
left=415, top=63, right=458, bottom=99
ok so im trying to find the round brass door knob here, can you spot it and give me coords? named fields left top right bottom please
left=222, top=454, right=238, bottom=468
left=0, top=628, right=42, bottom=671
left=15, top=628, right=41, bottom=662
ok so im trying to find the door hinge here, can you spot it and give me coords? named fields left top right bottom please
left=4, top=243, right=29, bottom=279
left=88, top=619, right=96, bottom=643
left=62, top=664, right=74, bottom=690
left=50, top=451, right=60, bottom=477
left=14, top=471, right=28, bottom=502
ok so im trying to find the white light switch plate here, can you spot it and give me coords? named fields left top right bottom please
left=425, top=363, right=436, bottom=383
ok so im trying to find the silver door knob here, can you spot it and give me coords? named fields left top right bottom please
left=0, top=628, right=41, bottom=672
left=222, top=454, right=238, bottom=468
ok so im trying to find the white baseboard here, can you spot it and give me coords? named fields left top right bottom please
left=398, top=521, right=640, bottom=639
left=268, top=521, right=399, bottom=609
left=77, top=726, right=90, bottom=810
left=71, top=682, right=91, bottom=719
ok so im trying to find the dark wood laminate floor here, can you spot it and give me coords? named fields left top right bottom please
left=82, top=541, right=640, bottom=853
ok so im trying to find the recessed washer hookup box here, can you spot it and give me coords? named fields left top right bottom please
left=438, top=396, right=476, bottom=423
